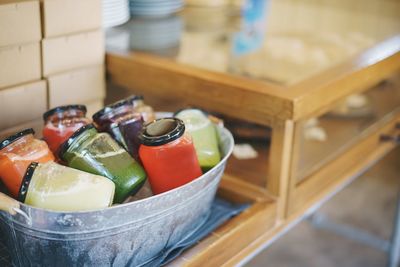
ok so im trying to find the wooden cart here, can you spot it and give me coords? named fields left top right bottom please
left=106, top=1, right=400, bottom=265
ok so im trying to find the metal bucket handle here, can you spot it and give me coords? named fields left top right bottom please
left=0, top=192, right=31, bottom=223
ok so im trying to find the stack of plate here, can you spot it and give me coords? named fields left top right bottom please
left=128, top=16, right=183, bottom=51
left=129, top=0, right=184, bottom=17
left=103, top=0, right=130, bottom=28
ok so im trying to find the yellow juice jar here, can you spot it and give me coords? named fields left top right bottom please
left=18, top=162, right=115, bottom=212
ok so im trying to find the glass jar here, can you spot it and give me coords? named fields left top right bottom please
left=0, top=129, right=55, bottom=198
left=175, top=109, right=221, bottom=171
left=126, top=95, right=156, bottom=123
left=92, top=100, right=144, bottom=161
left=139, top=118, right=202, bottom=194
left=59, top=124, right=147, bottom=203
left=42, top=105, right=91, bottom=156
left=19, top=162, right=115, bottom=211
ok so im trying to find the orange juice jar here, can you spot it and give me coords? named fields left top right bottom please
left=0, top=129, right=55, bottom=198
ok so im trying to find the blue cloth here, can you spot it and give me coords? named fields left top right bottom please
left=142, top=198, right=249, bottom=266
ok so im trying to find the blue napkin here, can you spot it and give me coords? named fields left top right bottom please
left=141, top=198, right=249, bottom=266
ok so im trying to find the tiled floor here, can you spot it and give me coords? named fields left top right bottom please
left=245, top=148, right=400, bottom=267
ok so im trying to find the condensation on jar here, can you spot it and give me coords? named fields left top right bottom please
left=42, top=105, right=91, bottom=156
left=18, top=162, right=115, bottom=211
left=0, top=129, right=55, bottom=198
left=139, top=118, right=202, bottom=194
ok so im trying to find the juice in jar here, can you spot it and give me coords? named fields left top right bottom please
left=175, top=109, right=221, bottom=171
left=19, top=162, right=115, bottom=211
left=42, top=105, right=90, bottom=155
left=59, top=124, right=147, bottom=203
left=0, top=129, right=55, bottom=197
left=139, top=118, right=202, bottom=194
left=92, top=100, right=144, bottom=161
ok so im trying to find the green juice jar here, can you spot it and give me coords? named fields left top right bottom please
left=59, top=124, right=147, bottom=203
left=175, top=109, right=221, bottom=171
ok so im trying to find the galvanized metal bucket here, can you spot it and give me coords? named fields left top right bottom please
left=0, top=124, right=234, bottom=267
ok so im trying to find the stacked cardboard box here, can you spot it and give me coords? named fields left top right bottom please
left=0, top=0, right=45, bottom=131
left=41, top=0, right=105, bottom=116
left=0, top=0, right=105, bottom=135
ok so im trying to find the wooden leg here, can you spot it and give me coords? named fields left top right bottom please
left=268, top=120, right=295, bottom=221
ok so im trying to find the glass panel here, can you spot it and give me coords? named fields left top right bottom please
left=219, top=115, right=271, bottom=188
left=106, top=0, right=400, bottom=86
left=295, top=75, right=400, bottom=182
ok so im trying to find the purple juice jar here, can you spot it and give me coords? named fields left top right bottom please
left=92, top=99, right=144, bottom=162
left=118, top=115, right=144, bottom=162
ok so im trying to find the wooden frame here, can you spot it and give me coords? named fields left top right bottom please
left=106, top=32, right=400, bottom=264
left=287, top=113, right=400, bottom=216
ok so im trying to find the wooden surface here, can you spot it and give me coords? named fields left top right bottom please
left=106, top=52, right=292, bottom=126
left=106, top=38, right=400, bottom=124
left=267, top=120, right=295, bottom=220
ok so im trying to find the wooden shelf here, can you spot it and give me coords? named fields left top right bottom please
left=167, top=175, right=277, bottom=266
left=105, top=1, right=400, bottom=264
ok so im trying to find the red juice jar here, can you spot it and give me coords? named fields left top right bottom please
left=92, top=99, right=144, bottom=161
left=0, top=129, right=55, bottom=197
left=139, top=118, right=202, bottom=194
left=42, top=105, right=90, bottom=156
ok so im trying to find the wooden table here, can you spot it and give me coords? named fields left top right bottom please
left=105, top=0, right=400, bottom=265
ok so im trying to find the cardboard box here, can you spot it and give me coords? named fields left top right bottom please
left=0, top=0, right=41, bottom=47
left=41, top=0, right=102, bottom=38
left=0, top=42, right=41, bottom=88
left=42, top=30, right=104, bottom=76
left=0, top=80, right=47, bottom=130
left=85, top=99, right=104, bottom=118
left=48, top=65, right=106, bottom=107
left=0, top=119, right=43, bottom=140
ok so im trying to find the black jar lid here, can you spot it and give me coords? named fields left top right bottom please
left=58, top=124, right=96, bottom=159
left=92, top=96, right=144, bottom=121
left=18, top=162, right=39, bottom=203
left=0, top=128, right=35, bottom=151
left=43, top=105, right=87, bottom=121
left=125, top=95, right=143, bottom=103
left=139, top=118, right=185, bottom=146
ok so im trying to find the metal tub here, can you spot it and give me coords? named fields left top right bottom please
left=0, top=125, right=234, bottom=267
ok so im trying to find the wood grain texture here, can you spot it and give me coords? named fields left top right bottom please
left=106, top=36, right=400, bottom=122
left=267, top=120, right=295, bottom=220
left=106, top=51, right=292, bottom=127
